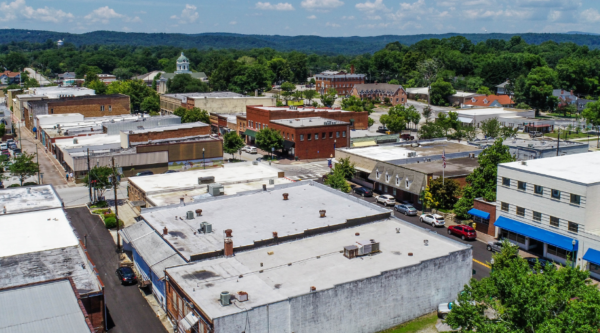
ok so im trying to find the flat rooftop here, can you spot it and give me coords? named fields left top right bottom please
left=350, top=130, right=387, bottom=138
left=270, top=117, right=348, bottom=128
left=0, top=185, right=62, bottom=214
left=142, top=182, right=389, bottom=261
left=254, top=106, right=353, bottom=113
left=339, top=140, right=478, bottom=161
left=0, top=208, right=79, bottom=257
left=474, top=137, right=586, bottom=150
left=129, top=162, right=283, bottom=194
left=55, top=134, right=120, bottom=149
left=164, top=92, right=245, bottom=101
left=166, top=218, right=469, bottom=320
left=146, top=178, right=293, bottom=207
left=123, top=121, right=208, bottom=134
left=500, top=152, right=600, bottom=185
left=0, top=280, right=93, bottom=333
left=403, top=157, right=480, bottom=177
left=454, top=108, right=528, bottom=116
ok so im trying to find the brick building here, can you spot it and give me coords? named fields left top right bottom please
left=351, top=83, right=407, bottom=106
left=471, top=198, right=497, bottom=235
left=315, top=67, right=366, bottom=96
left=269, top=117, right=350, bottom=159
left=25, top=94, right=131, bottom=131
left=120, top=122, right=210, bottom=147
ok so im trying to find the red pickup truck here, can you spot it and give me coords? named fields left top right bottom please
left=400, top=133, right=415, bottom=140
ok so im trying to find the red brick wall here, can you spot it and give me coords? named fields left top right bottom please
left=80, top=294, right=105, bottom=332
left=128, top=126, right=210, bottom=144
left=269, top=122, right=350, bottom=159
left=351, top=87, right=407, bottom=106
left=316, top=77, right=365, bottom=96
left=246, top=106, right=369, bottom=130
left=473, top=199, right=497, bottom=236
left=50, top=96, right=130, bottom=117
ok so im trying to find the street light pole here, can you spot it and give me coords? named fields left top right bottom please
left=112, top=156, right=121, bottom=251
left=36, top=144, right=40, bottom=184
left=202, top=148, right=205, bottom=169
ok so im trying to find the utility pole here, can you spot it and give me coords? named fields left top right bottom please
left=87, top=148, right=92, bottom=202
left=112, top=156, right=120, bottom=250
left=36, top=144, right=40, bottom=184
left=556, top=129, right=560, bottom=156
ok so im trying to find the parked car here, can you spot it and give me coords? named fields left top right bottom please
left=529, top=131, right=543, bottom=138
left=6, top=139, right=14, bottom=144
left=419, top=213, right=445, bottom=226
left=246, top=146, right=257, bottom=154
left=8, top=144, right=17, bottom=151
left=395, top=204, right=418, bottom=216
left=400, top=133, right=415, bottom=140
left=11, top=148, right=21, bottom=157
left=377, top=125, right=388, bottom=133
left=526, top=257, right=554, bottom=273
left=0, top=143, right=7, bottom=150
left=437, top=300, right=476, bottom=319
left=115, top=266, right=137, bottom=285
left=135, top=170, right=154, bottom=176
left=447, top=225, right=477, bottom=240
left=354, top=187, right=373, bottom=197
left=487, top=241, right=504, bottom=252
left=376, top=194, right=396, bottom=206
left=163, top=170, right=178, bottom=174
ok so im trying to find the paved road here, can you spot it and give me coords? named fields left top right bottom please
left=66, top=207, right=167, bottom=333
left=57, top=181, right=129, bottom=207
left=14, top=128, right=67, bottom=186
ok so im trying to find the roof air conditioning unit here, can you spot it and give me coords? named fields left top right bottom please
left=199, top=222, right=213, bottom=234
left=186, top=211, right=194, bottom=220
left=252, top=161, right=258, bottom=165
left=73, top=138, right=77, bottom=144
left=269, top=179, right=274, bottom=185
left=208, top=183, right=224, bottom=196
left=220, top=292, right=231, bottom=306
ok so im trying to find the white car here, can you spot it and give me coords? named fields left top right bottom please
left=0, top=143, right=6, bottom=150
left=420, top=213, right=445, bottom=227
left=243, top=146, right=257, bottom=154
left=376, top=194, right=396, bottom=206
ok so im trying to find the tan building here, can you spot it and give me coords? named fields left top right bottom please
left=160, top=92, right=276, bottom=115
left=351, top=83, right=407, bottom=106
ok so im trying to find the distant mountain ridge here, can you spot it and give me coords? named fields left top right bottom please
left=3, top=29, right=600, bottom=54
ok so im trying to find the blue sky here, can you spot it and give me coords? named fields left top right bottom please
left=1, top=0, right=599, bottom=36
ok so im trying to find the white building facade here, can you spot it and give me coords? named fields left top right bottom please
left=495, top=152, right=600, bottom=279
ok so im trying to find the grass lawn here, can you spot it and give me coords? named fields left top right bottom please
left=379, top=312, right=438, bottom=333
left=543, top=132, right=591, bottom=139
left=546, top=113, right=580, bottom=119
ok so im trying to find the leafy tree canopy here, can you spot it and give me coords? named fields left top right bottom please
left=255, top=127, right=283, bottom=153
left=430, top=78, right=456, bottom=106
left=173, top=107, right=209, bottom=123
left=167, top=74, right=209, bottom=93
left=9, top=152, right=39, bottom=186
left=223, top=131, right=245, bottom=159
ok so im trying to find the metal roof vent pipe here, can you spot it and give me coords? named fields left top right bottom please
left=180, top=197, right=185, bottom=206
left=26, top=188, right=31, bottom=194
left=273, top=231, right=278, bottom=238
left=263, top=184, right=267, bottom=191
left=521, top=161, right=527, bottom=166
left=283, top=193, right=289, bottom=200
left=3, top=206, right=6, bottom=214
left=163, top=227, right=168, bottom=236
left=424, top=239, right=429, bottom=246
left=224, top=238, right=234, bottom=257
left=310, top=286, right=316, bottom=293
left=195, top=209, right=202, bottom=216
left=225, top=229, right=233, bottom=237
left=319, top=210, right=326, bottom=218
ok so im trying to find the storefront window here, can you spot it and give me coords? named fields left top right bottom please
left=500, top=230, right=526, bottom=244
left=547, top=245, right=570, bottom=259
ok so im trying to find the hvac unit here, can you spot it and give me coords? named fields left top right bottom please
left=198, top=176, right=215, bottom=185
left=269, top=179, right=275, bottom=185
left=356, top=239, right=380, bottom=256
left=199, top=222, right=213, bottom=234
left=220, top=292, right=231, bottom=306
left=208, top=183, right=224, bottom=196
left=252, top=161, right=258, bottom=165
left=186, top=211, right=194, bottom=220
left=407, top=152, right=417, bottom=158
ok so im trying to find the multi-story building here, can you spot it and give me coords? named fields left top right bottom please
left=351, top=83, right=407, bottom=106
left=495, top=152, right=600, bottom=277
left=315, top=67, right=366, bottom=96
left=160, top=92, right=275, bottom=115
left=0, top=70, right=20, bottom=85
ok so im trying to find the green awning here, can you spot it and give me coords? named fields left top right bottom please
left=244, top=129, right=257, bottom=138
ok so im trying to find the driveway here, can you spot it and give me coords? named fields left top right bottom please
left=66, top=207, right=167, bottom=333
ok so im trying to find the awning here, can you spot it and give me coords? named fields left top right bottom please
left=353, top=140, right=377, bottom=147
left=458, top=117, right=472, bottom=123
left=495, top=216, right=578, bottom=251
left=283, top=140, right=295, bottom=149
left=468, top=208, right=490, bottom=220
left=583, top=248, right=600, bottom=266
left=244, top=129, right=257, bottom=138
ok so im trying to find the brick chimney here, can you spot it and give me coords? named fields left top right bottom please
left=224, top=238, right=233, bottom=257
left=163, top=227, right=168, bottom=236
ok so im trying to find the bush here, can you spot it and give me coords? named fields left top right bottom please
left=104, top=217, right=117, bottom=228
left=92, top=209, right=108, bottom=215
left=103, top=213, right=116, bottom=220
left=23, top=182, right=37, bottom=186
left=91, top=201, right=108, bottom=208
left=8, top=184, right=19, bottom=187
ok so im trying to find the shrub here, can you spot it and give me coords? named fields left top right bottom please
left=8, top=184, right=19, bottom=187
left=91, top=201, right=108, bottom=208
left=104, top=217, right=117, bottom=228
left=23, top=182, right=37, bottom=186
left=92, top=209, right=108, bottom=215
left=103, top=213, right=116, bottom=220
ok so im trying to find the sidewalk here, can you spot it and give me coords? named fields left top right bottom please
left=17, top=127, right=72, bottom=187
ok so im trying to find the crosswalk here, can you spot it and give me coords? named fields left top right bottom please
left=286, top=163, right=331, bottom=182
left=287, top=173, right=322, bottom=181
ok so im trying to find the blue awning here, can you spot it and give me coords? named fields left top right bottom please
left=583, top=248, right=600, bottom=266
left=468, top=208, right=490, bottom=220
left=495, top=216, right=578, bottom=251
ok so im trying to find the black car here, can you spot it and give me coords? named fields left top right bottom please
left=526, top=257, right=554, bottom=273
left=135, top=170, right=154, bottom=176
left=354, top=187, right=373, bottom=197
left=116, top=266, right=138, bottom=285
left=163, top=170, right=178, bottom=174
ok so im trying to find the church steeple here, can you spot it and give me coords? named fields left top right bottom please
left=175, top=52, right=192, bottom=74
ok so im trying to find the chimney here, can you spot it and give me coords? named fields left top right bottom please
left=263, top=184, right=267, bottom=191
left=195, top=209, right=202, bottom=216
left=273, top=231, right=278, bottom=238
left=310, top=286, right=316, bottom=292
left=163, top=227, right=168, bottom=236
left=282, top=193, right=289, bottom=200
left=180, top=197, right=185, bottom=205
left=224, top=238, right=233, bottom=257
left=225, top=229, right=233, bottom=237
left=351, top=65, right=355, bottom=74
left=319, top=210, right=326, bottom=218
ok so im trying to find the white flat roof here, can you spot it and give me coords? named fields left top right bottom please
left=0, top=208, right=79, bottom=257
left=54, top=134, right=120, bottom=149
left=146, top=178, right=293, bottom=206
left=0, top=185, right=62, bottom=214
left=254, top=106, right=353, bottom=113
left=142, top=182, right=388, bottom=261
left=123, top=121, right=208, bottom=134
left=455, top=108, right=524, bottom=116
left=129, top=162, right=283, bottom=194
left=500, top=152, right=600, bottom=185
left=339, top=140, right=476, bottom=161
left=166, top=218, right=468, bottom=319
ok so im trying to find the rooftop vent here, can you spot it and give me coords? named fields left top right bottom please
left=73, top=138, right=78, bottom=144
left=198, top=176, right=215, bottom=185
left=310, top=286, right=316, bottom=292
left=319, top=210, right=326, bottom=218
left=237, top=291, right=248, bottom=302
left=220, top=292, right=231, bottom=306
left=225, top=229, right=233, bottom=237
left=224, top=238, right=233, bottom=257
left=163, top=227, right=168, bottom=236
left=283, top=193, right=289, bottom=200
left=186, top=211, right=194, bottom=220
left=195, top=209, right=202, bottom=216
left=521, top=161, right=527, bottom=166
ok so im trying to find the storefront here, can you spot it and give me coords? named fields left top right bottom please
left=583, top=248, right=600, bottom=280
left=467, top=208, right=490, bottom=234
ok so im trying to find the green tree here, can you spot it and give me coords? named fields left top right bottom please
left=583, top=100, right=600, bottom=127
left=82, top=166, right=114, bottom=199
left=388, top=79, right=399, bottom=85
left=166, top=74, right=209, bottom=93
left=325, top=167, right=351, bottom=193
left=418, top=122, right=444, bottom=139
left=106, top=79, right=157, bottom=112
left=422, top=105, right=433, bottom=123
left=437, top=111, right=459, bottom=136
left=280, top=81, right=296, bottom=101
left=428, top=177, right=461, bottom=209
left=335, top=157, right=356, bottom=180
left=524, top=66, right=560, bottom=115
left=558, top=103, right=577, bottom=117
left=304, top=89, right=318, bottom=104
left=9, top=152, right=39, bottom=186
left=500, top=126, right=519, bottom=138
left=140, top=95, right=160, bottom=113
left=86, top=80, right=107, bottom=95
left=0, top=123, right=5, bottom=137
left=320, top=88, right=337, bottom=107
left=255, top=127, right=283, bottom=157
left=453, top=138, right=515, bottom=219
left=223, top=131, right=245, bottom=160
left=341, top=95, right=373, bottom=113
left=179, top=107, right=209, bottom=123
left=466, top=76, right=484, bottom=92
left=476, top=86, right=492, bottom=95
left=151, top=72, right=162, bottom=91
left=268, top=58, right=293, bottom=83
left=430, top=78, right=456, bottom=106
left=446, top=241, right=600, bottom=332
left=480, top=117, right=501, bottom=138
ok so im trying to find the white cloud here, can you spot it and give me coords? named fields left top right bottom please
left=581, top=8, right=600, bottom=22
left=171, top=4, right=198, bottom=23
left=307, top=14, right=317, bottom=19
left=301, top=0, right=344, bottom=11
left=0, top=0, right=73, bottom=23
left=255, top=2, right=295, bottom=10
left=84, top=6, right=123, bottom=24
left=341, top=15, right=355, bottom=19
left=367, top=15, right=382, bottom=20
left=356, top=0, right=388, bottom=13
left=325, top=21, right=340, bottom=27
left=230, top=20, right=237, bottom=25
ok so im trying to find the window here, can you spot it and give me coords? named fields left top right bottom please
left=405, top=179, right=410, bottom=188
left=385, top=173, right=390, bottom=182
left=342, top=131, right=346, bottom=137
left=378, top=183, right=382, bottom=190
left=329, top=132, right=333, bottom=138
left=300, top=134, right=304, bottom=141
left=396, top=176, right=400, bottom=186
left=109, top=105, right=112, bottom=112
left=516, top=206, right=525, bottom=216
left=315, top=133, right=318, bottom=140
left=501, top=202, right=509, bottom=212
left=502, top=177, right=510, bottom=186
left=384, top=185, right=388, bottom=192
left=570, top=194, right=581, bottom=205
left=517, top=181, right=526, bottom=191
left=547, top=245, right=570, bottom=259
left=307, top=134, right=312, bottom=141
left=500, top=230, right=526, bottom=244
left=534, top=185, right=543, bottom=195
left=568, top=222, right=578, bottom=233
left=550, top=216, right=560, bottom=227
left=376, top=170, right=380, bottom=179
left=336, top=131, right=340, bottom=138
left=100, top=105, right=105, bottom=111
left=322, top=133, right=326, bottom=139
left=292, top=134, right=294, bottom=140
left=551, top=189, right=561, bottom=200
left=50, top=108, right=54, bottom=114
left=393, top=188, right=396, bottom=195
left=533, top=211, right=542, bottom=222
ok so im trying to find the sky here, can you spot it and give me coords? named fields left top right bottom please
left=1, top=0, right=600, bottom=36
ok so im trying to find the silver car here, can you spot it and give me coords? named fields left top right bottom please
left=487, top=241, right=503, bottom=252
left=395, top=204, right=417, bottom=216
left=419, top=213, right=445, bottom=227
left=376, top=194, right=396, bottom=206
